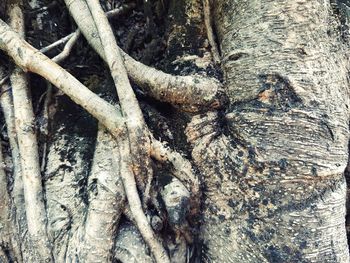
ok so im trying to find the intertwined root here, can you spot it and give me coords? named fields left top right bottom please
left=0, top=0, right=226, bottom=262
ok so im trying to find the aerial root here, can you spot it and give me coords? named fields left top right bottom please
left=150, top=138, right=200, bottom=215
left=203, top=0, right=221, bottom=64
left=85, top=0, right=170, bottom=261
left=8, top=2, right=53, bottom=261
left=114, top=134, right=170, bottom=263
left=64, top=0, right=227, bottom=112
left=0, top=3, right=228, bottom=261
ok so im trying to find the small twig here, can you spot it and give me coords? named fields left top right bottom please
left=203, top=0, right=221, bottom=64
left=28, top=0, right=44, bottom=30
left=52, top=30, right=81, bottom=63
left=106, top=3, right=135, bottom=18
left=40, top=32, right=76, bottom=54
left=39, top=4, right=133, bottom=55
left=27, top=1, right=57, bottom=15
left=38, top=3, right=134, bottom=64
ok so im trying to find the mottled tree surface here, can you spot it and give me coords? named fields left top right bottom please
left=195, top=1, right=350, bottom=262
left=0, top=0, right=350, bottom=263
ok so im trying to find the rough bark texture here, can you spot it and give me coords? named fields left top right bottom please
left=187, top=0, right=350, bottom=261
left=0, top=0, right=350, bottom=262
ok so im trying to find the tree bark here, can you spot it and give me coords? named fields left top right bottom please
left=188, top=0, right=350, bottom=261
left=0, top=0, right=349, bottom=262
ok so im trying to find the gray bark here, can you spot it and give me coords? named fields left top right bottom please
left=188, top=0, right=350, bottom=261
left=0, top=0, right=350, bottom=262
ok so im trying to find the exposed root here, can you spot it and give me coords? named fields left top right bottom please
left=86, top=0, right=154, bottom=197
left=121, top=50, right=227, bottom=112
left=161, top=178, right=193, bottom=243
left=8, top=3, right=53, bottom=261
left=83, top=1, right=153, bottom=207
left=0, top=3, right=221, bottom=262
left=85, top=0, right=150, bottom=159
left=64, top=0, right=227, bottom=112
left=86, top=0, right=168, bottom=261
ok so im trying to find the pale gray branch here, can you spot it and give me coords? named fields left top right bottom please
left=0, top=18, right=125, bottom=138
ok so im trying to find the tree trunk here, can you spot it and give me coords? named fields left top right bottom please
left=0, top=0, right=349, bottom=262
left=190, top=0, right=350, bottom=261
